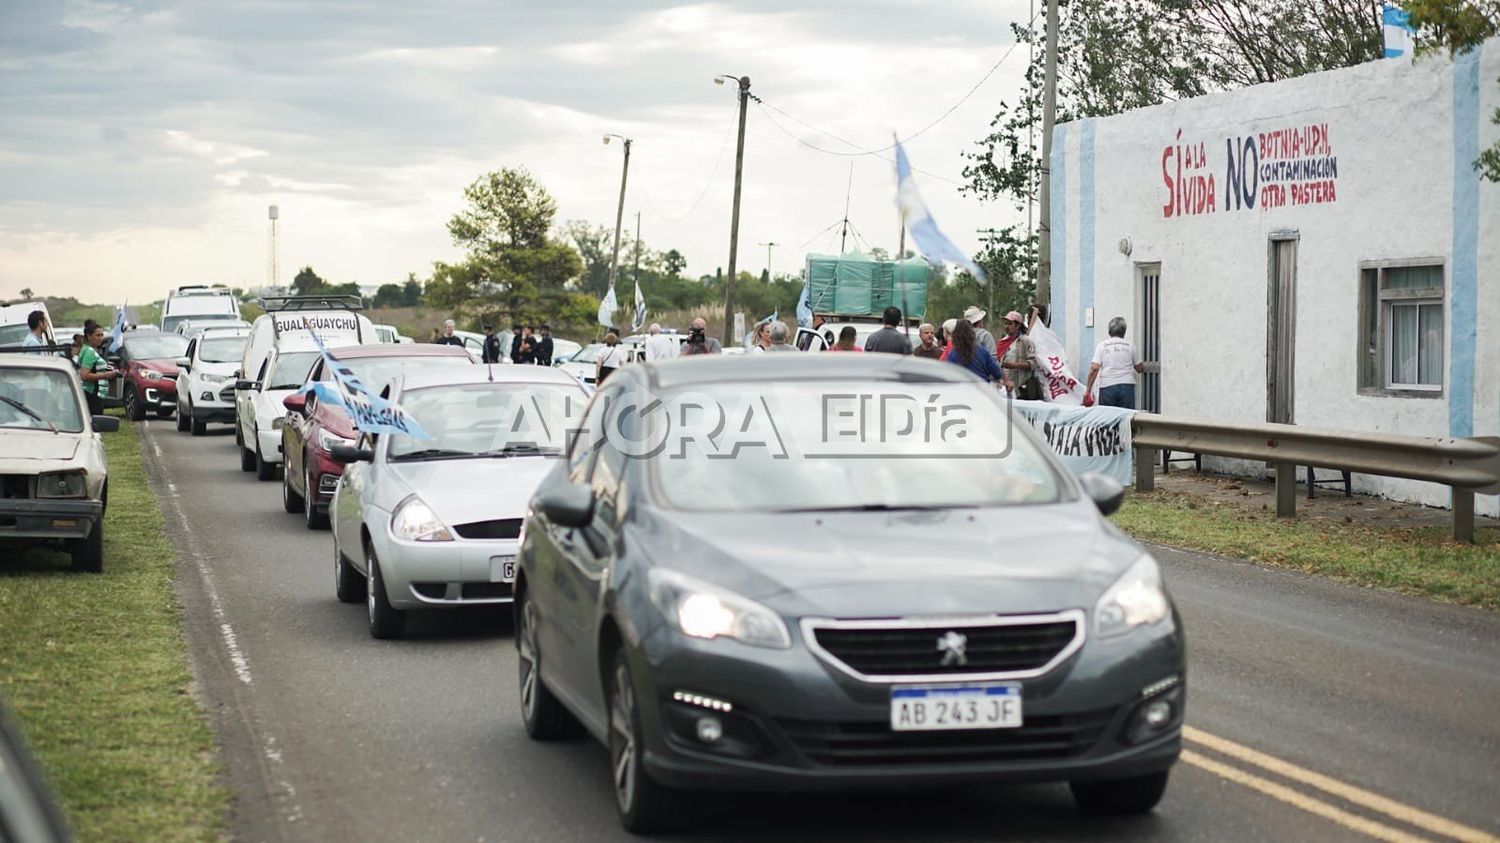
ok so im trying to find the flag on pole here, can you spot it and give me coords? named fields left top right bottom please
left=299, top=325, right=431, bottom=439
left=632, top=280, right=647, bottom=332
left=598, top=286, right=617, bottom=329
left=894, top=140, right=986, bottom=283
left=107, top=302, right=128, bottom=353
left=1026, top=316, right=1086, bottom=406
left=1382, top=3, right=1415, bottom=59
left=795, top=281, right=813, bottom=327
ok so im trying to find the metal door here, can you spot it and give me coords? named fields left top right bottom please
left=1135, top=264, right=1162, bottom=413
left=1266, top=236, right=1298, bottom=424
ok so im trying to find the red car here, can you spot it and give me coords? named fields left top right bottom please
left=280, top=343, right=474, bottom=528
left=116, top=331, right=190, bottom=421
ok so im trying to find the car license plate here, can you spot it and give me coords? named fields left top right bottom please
left=890, top=684, right=1022, bottom=731
left=489, top=555, right=516, bottom=583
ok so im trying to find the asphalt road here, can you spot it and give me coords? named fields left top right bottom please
left=137, top=419, right=1500, bottom=843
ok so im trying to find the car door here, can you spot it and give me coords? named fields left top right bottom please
left=284, top=360, right=322, bottom=494
left=554, top=433, right=628, bottom=712
left=333, top=431, right=375, bottom=573
left=242, top=356, right=269, bottom=445
left=180, top=338, right=197, bottom=413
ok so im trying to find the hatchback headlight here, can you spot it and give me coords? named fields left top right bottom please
left=649, top=569, right=790, bottom=649
left=317, top=429, right=355, bottom=452
left=144, top=370, right=163, bottom=381
left=201, top=373, right=229, bottom=384
left=390, top=495, right=454, bottom=542
left=1095, top=554, right=1169, bottom=638
left=37, top=470, right=88, bottom=499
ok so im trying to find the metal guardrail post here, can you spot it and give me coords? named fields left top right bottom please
left=1452, top=490, right=1475, bottom=543
left=1274, top=462, right=1296, bottom=518
left=1135, top=447, right=1156, bottom=491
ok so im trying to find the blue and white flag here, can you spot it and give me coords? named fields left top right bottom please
left=598, top=285, right=617, bottom=329
left=795, top=281, right=813, bottom=327
left=632, top=280, right=647, bottom=332
left=1382, top=3, right=1415, bottom=59
left=300, top=325, right=431, bottom=439
left=894, top=140, right=986, bottom=283
left=107, top=302, right=128, bottom=353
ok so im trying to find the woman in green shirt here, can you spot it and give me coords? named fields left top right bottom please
left=77, top=324, right=119, bottom=416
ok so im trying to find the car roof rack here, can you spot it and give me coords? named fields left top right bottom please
left=258, top=294, right=364, bottom=313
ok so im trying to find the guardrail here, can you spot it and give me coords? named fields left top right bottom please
left=1131, top=416, right=1500, bottom=543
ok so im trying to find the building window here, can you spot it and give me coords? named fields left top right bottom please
left=1358, top=263, right=1444, bottom=394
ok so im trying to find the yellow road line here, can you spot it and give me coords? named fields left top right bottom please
left=1185, top=727, right=1499, bottom=843
left=1182, top=750, right=1433, bottom=843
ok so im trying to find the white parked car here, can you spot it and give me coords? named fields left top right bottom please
left=548, top=338, right=583, bottom=364
left=175, top=327, right=249, bottom=435
left=175, top=318, right=251, bottom=339
left=329, top=365, right=590, bottom=639
left=556, top=342, right=605, bottom=386
left=0, top=353, right=118, bottom=571
left=161, top=285, right=240, bottom=334
left=0, top=302, right=56, bottom=348
left=236, top=344, right=324, bottom=480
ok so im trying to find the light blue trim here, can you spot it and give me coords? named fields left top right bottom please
left=1079, top=119, right=1097, bottom=368
left=1450, top=48, right=1479, bottom=438
left=1050, top=123, right=1067, bottom=346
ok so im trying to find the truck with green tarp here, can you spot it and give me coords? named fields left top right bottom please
left=804, top=252, right=929, bottom=321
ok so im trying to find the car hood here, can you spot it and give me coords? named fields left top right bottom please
left=0, top=430, right=81, bottom=465
left=192, top=360, right=240, bottom=377
left=636, top=501, right=1140, bottom=617
left=389, top=456, right=559, bottom=527
left=138, top=360, right=179, bottom=376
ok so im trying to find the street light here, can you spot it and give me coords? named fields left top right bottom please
left=715, top=74, right=751, bottom=346
left=757, top=241, right=779, bottom=280
left=603, top=133, right=633, bottom=298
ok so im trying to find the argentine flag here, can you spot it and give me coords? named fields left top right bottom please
left=107, top=302, right=128, bottom=353
left=894, top=140, right=986, bottom=283
left=632, top=280, right=647, bottom=332
left=795, top=281, right=812, bottom=327
left=598, top=285, right=617, bottom=329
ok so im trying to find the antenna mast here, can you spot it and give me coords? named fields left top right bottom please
left=839, top=163, right=854, bottom=253
left=267, top=205, right=280, bottom=289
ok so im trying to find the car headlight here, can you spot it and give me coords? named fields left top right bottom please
left=316, top=429, right=355, bottom=452
left=648, top=569, right=790, bottom=649
left=200, top=373, right=229, bottom=384
left=36, top=470, right=88, bottom=499
left=144, top=370, right=163, bottom=381
left=1095, top=554, right=1169, bottom=638
left=390, top=495, right=454, bottom=542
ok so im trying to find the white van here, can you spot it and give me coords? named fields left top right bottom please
left=0, top=302, right=55, bottom=348
left=160, top=286, right=240, bottom=334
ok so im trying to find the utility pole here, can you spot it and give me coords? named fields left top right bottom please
left=757, top=241, right=778, bottom=279
left=632, top=212, right=641, bottom=285
left=717, top=74, right=751, bottom=346
left=840, top=163, right=854, bottom=253
left=604, top=134, right=633, bottom=295
left=1036, top=0, right=1058, bottom=312
left=977, top=227, right=1002, bottom=324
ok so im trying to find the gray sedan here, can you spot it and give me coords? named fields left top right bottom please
left=515, top=354, right=1184, bottom=832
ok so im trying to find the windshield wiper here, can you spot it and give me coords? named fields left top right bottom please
left=778, top=503, right=945, bottom=514
left=0, top=395, right=57, bottom=433
left=476, top=444, right=562, bottom=458
left=389, top=448, right=481, bottom=462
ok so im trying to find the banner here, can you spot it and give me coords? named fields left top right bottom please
left=300, top=325, right=430, bottom=439
left=1027, top=319, right=1086, bottom=405
left=1013, top=400, right=1135, bottom=485
left=632, top=281, right=647, bottom=332
left=598, top=286, right=617, bottom=329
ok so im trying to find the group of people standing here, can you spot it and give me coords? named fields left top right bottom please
left=15, top=309, right=119, bottom=414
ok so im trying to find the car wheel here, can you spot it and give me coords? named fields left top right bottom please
left=70, top=521, right=104, bottom=573
left=124, top=385, right=144, bottom=421
left=239, top=441, right=256, bottom=472
left=609, top=650, right=689, bottom=833
left=176, top=405, right=191, bottom=432
left=255, top=441, right=275, bottom=481
left=334, top=542, right=364, bottom=604
left=304, top=466, right=328, bottom=530
left=366, top=546, right=405, bottom=639
left=1070, top=771, right=1170, bottom=815
left=282, top=464, right=303, bottom=513
left=517, top=592, right=580, bottom=740
left=191, top=417, right=208, bottom=436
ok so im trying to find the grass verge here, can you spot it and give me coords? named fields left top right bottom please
left=1114, top=490, right=1500, bottom=610
left=0, top=416, right=226, bottom=842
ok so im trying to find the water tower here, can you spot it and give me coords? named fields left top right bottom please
left=267, top=205, right=280, bottom=289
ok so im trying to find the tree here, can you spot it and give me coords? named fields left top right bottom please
left=401, top=274, right=423, bottom=306
left=372, top=283, right=405, bottom=309
left=662, top=249, right=687, bottom=278
left=1403, top=0, right=1500, bottom=180
left=19, top=287, right=33, bottom=299
left=292, top=266, right=326, bottom=295
left=562, top=220, right=614, bottom=297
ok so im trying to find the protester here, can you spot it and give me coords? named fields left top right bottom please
left=428, top=327, right=441, bottom=344
left=595, top=332, right=628, bottom=384
left=1085, top=316, right=1146, bottom=409
left=995, top=310, right=1024, bottom=363
left=963, top=306, right=997, bottom=356
left=912, top=322, right=943, bottom=359
left=77, top=323, right=119, bottom=415
left=20, top=310, right=49, bottom=351
left=1000, top=313, right=1042, bottom=399
left=829, top=326, right=862, bottom=352
left=941, top=318, right=958, bottom=358
left=534, top=324, right=554, bottom=366
left=942, top=319, right=1003, bottom=383
left=516, top=326, right=536, bottom=365
left=645, top=323, right=678, bottom=361
left=481, top=324, right=504, bottom=363
left=681, top=317, right=722, bottom=355
left=864, top=306, right=912, bottom=354
left=766, top=321, right=796, bottom=351
left=435, top=320, right=464, bottom=348
left=748, top=321, right=772, bottom=353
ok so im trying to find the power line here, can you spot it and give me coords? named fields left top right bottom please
left=754, top=102, right=965, bottom=187
left=640, top=118, right=736, bottom=223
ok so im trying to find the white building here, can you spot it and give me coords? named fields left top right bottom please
left=1049, top=39, right=1499, bottom=516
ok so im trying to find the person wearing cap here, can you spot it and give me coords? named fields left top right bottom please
left=963, top=306, right=997, bottom=357
left=995, top=310, right=1024, bottom=362
left=999, top=311, right=1042, bottom=400
left=912, top=322, right=943, bottom=360
left=481, top=323, right=504, bottom=363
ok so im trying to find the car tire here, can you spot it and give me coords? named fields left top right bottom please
left=1070, top=771, right=1170, bottom=816
left=191, top=417, right=208, bottom=436
left=334, top=543, right=364, bottom=604
left=255, top=441, right=275, bottom=481
left=366, top=546, right=405, bottom=639
left=176, top=406, right=191, bottom=432
left=70, top=521, right=104, bottom=573
left=239, top=442, right=255, bottom=472
left=517, top=592, right=580, bottom=740
left=282, top=465, right=303, bottom=513
left=304, top=466, right=328, bottom=530
left=124, top=384, right=145, bottom=421
left=609, top=650, right=690, bottom=833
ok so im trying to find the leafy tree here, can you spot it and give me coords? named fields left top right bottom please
left=291, top=266, right=326, bottom=295
left=19, top=287, right=33, bottom=299
left=562, top=220, right=614, bottom=297
left=401, top=274, right=424, bottom=306
left=372, top=283, right=405, bottom=309
left=662, top=249, right=687, bottom=278
left=1403, top=0, right=1500, bottom=180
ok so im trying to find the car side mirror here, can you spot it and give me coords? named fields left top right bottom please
left=1078, top=473, right=1125, bottom=517
left=175, top=356, right=191, bottom=369
left=329, top=444, right=374, bottom=464
left=92, top=415, right=120, bottom=433
left=283, top=393, right=307, bottom=414
left=536, top=483, right=594, bottom=528
left=235, top=379, right=258, bottom=391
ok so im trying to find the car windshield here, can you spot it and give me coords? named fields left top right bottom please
left=124, top=333, right=189, bottom=360
left=335, top=354, right=471, bottom=392
left=0, top=368, right=84, bottom=433
left=387, top=383, right=589, bottom=462
left=571, top=344, right=604, bottom=364
left=646, top=381, right=1063, bottom=512
left=268, top=351, right=319, bottom=389
left=199, top=336, right=246, bottom=364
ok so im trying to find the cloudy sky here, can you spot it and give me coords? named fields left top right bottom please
left=1, top=0, right=1034, bottom=304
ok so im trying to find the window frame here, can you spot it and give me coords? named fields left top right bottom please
left=1356, top=259, right=1445, bottom=398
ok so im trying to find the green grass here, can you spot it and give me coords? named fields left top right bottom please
left=0, top=416, right=226, bottom=842
left=1114, top=491, right=1500, bottom=609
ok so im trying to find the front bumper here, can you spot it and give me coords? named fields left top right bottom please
left=140, top=380, right=178, bottom=409
left=187, top=382, right=236, bottom=422
left=369, top=528, right=517, bottom=609
left=0, top=499, right=103, bottom=541
left=631, top=619, right=1185, bottom=792
left=307, top=448, right=346, bottom=512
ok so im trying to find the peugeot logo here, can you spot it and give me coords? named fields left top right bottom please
left=936, top=630, right=968, bottom=667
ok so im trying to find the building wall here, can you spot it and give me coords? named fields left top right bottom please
left=1051, top=40, right=1499, bottom=516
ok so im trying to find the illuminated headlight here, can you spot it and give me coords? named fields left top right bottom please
left=144, top=370, right=163, bottom=381
left=390, top=495, right=454, bottom=542
left=316, top=429, right=355, bottom=452
left=1095, top=554, right=1170, bottom=638
left=649, top=569, right=790, bottom=649
left=37, top=470, right=88, bottom=499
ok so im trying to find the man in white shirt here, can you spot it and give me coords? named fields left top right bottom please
left=644, top=323, right=678, bottom=362
left=1085, top=316, right=1147, bottom=409
left=20, top=310, right=49, bottom=352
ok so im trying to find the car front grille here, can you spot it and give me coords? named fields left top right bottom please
left=806, top=613, right=1083, bottom=680
left=778, top=706, right=1116, bottom=767
left=1, top=475, right=31, bottom=499
left=452, top=518, right=523, bottom=540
